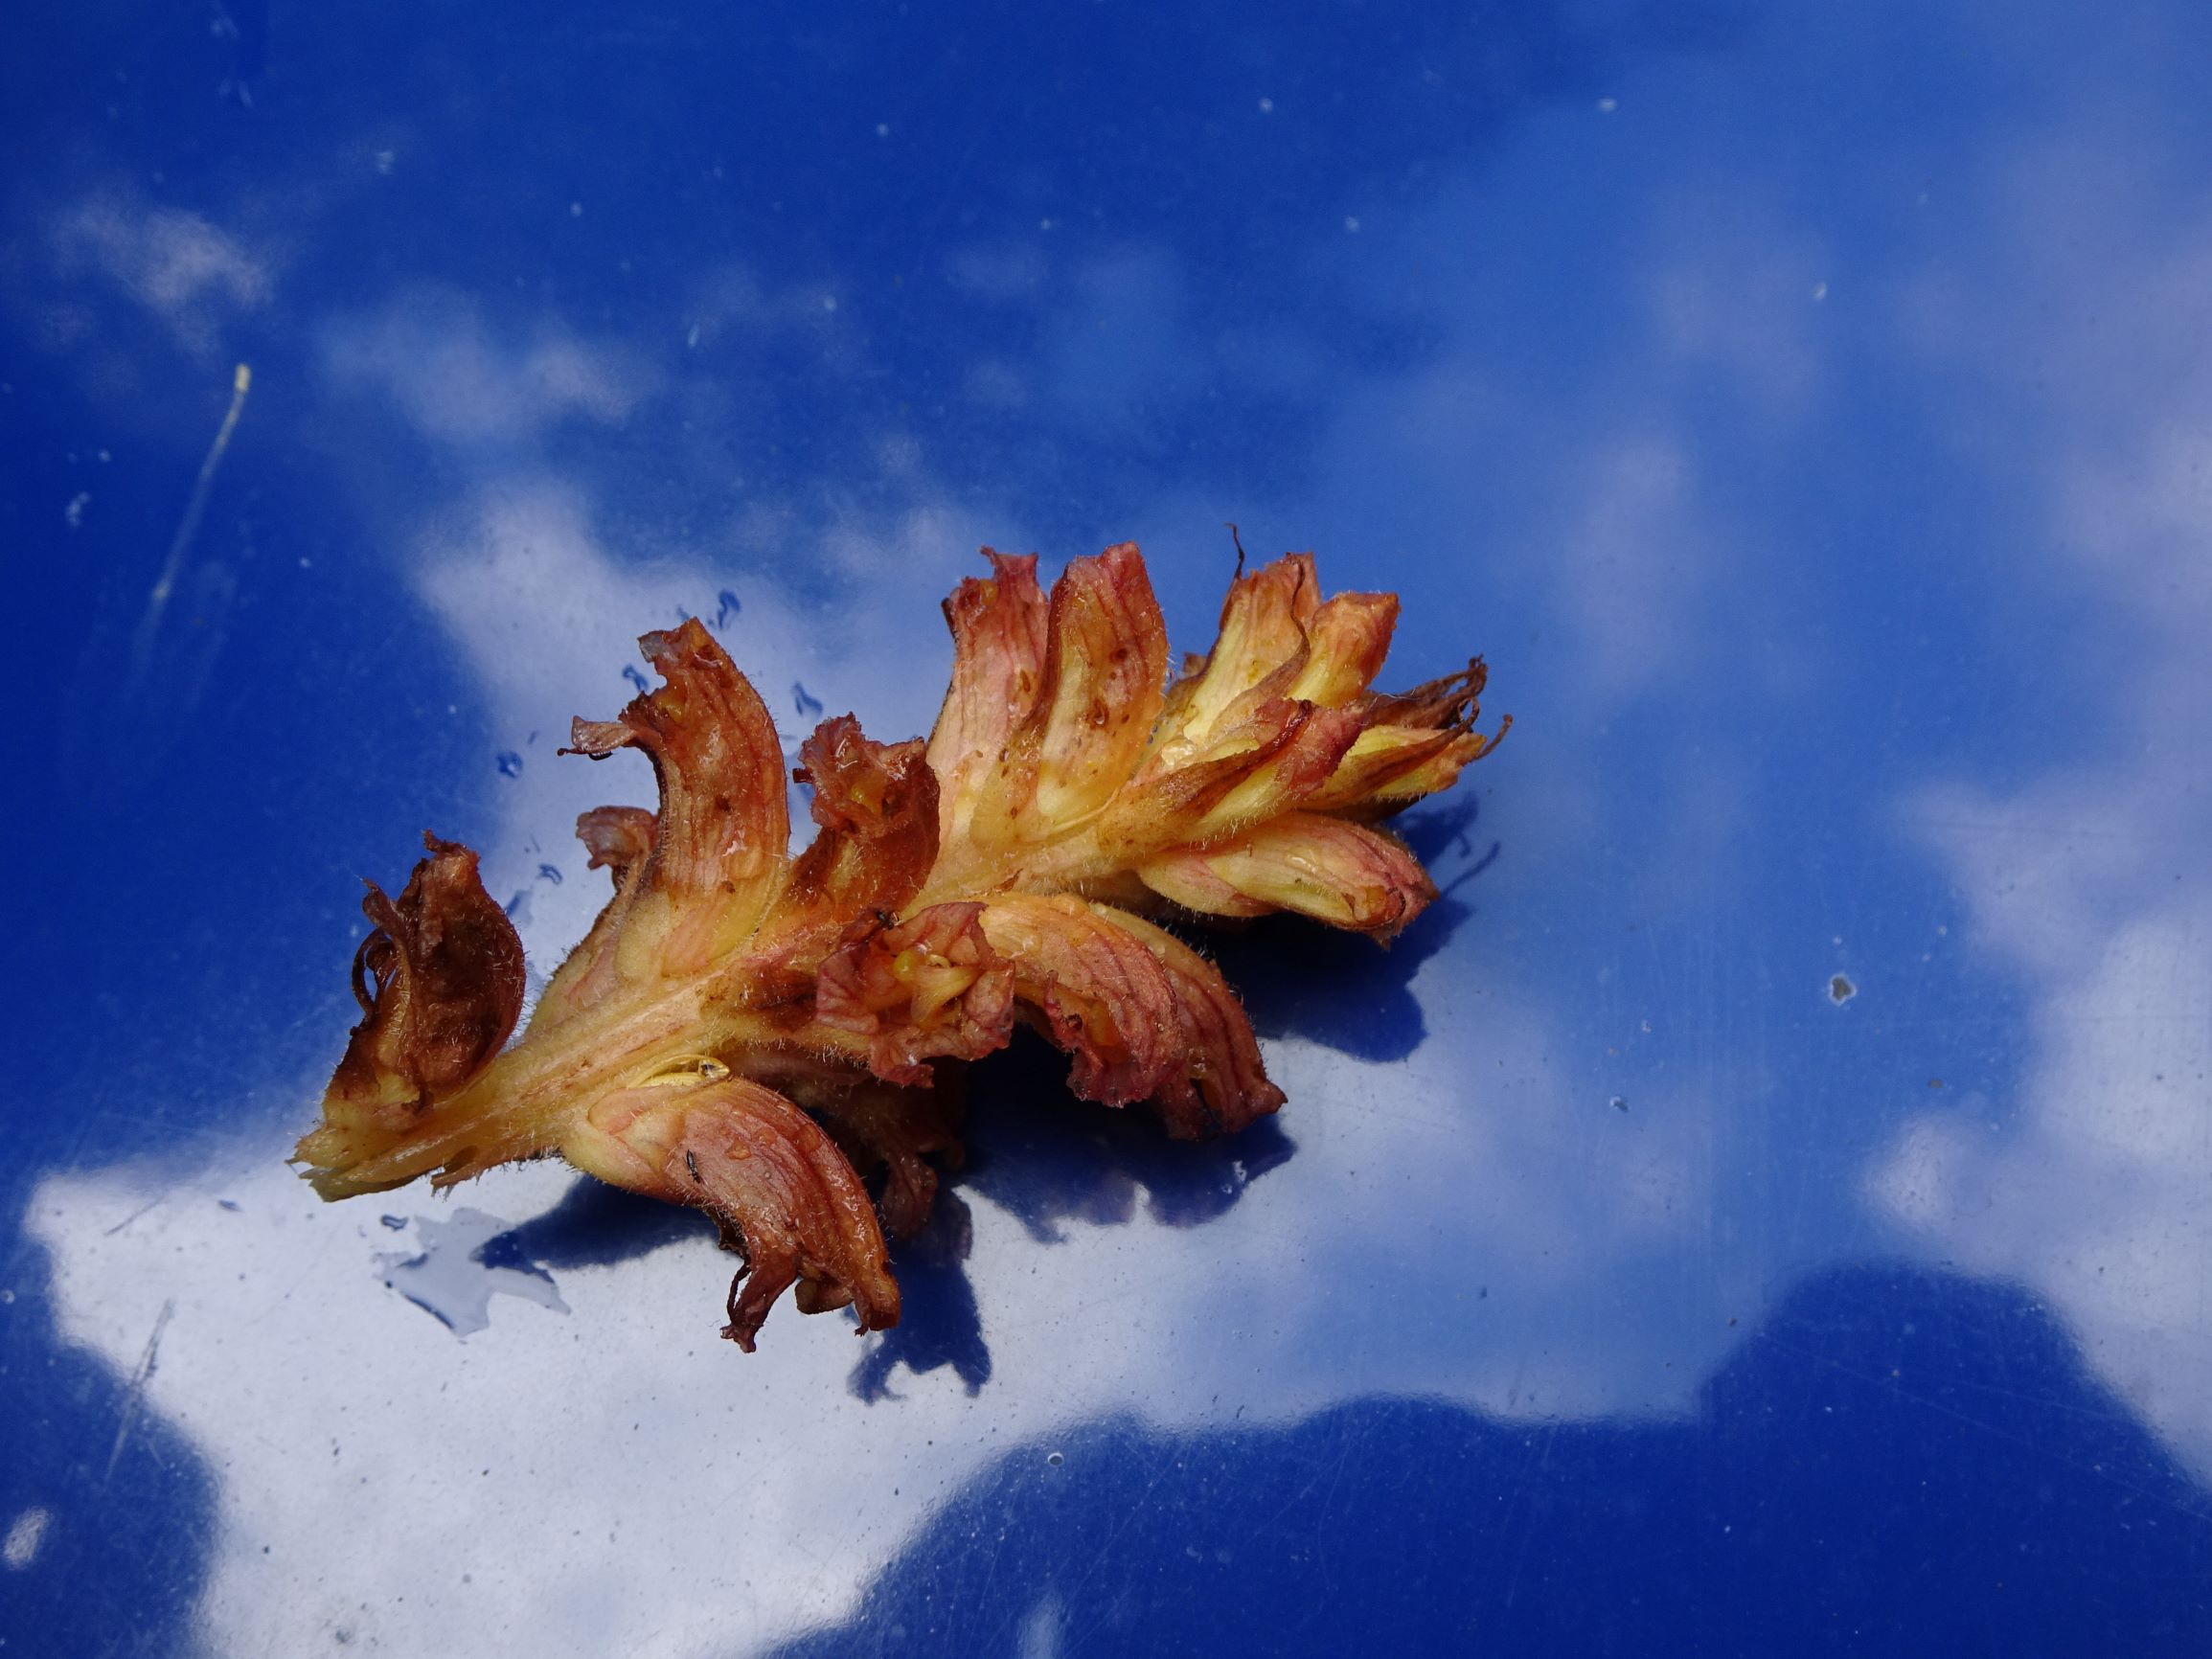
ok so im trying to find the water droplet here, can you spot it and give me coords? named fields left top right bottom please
left=495, top=751, right=523, bottom=778
left=716, top=589, right=742, bottom=626
left=1046, top=1451, right=1063, bottom=1467
left=375, top=1209, right=569, bottom=1338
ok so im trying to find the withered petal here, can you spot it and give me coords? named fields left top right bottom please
left=789, top=1066, right=965, bottom=1243
left=1090, top=907, right=1285, bottom=1138
left=562, top=617, right=787, bottom=970
left=814, top=902, right=1016, bottom=1083
left=1285, top=590, right=1400, bottom=710
left=754, top=716, right=940, bottom=967
left=528, top=807, right=661, bottom=1033
left=327, top=832, right=524, bottom=1121
left=926, top=549, right=1048, bottom=845
left=561, top=1072, right=899, bottom=1351
left=1021, top=543, right=1171, bottom=827
left=576, top=805, right=657, bottom=875
left=1153, top=553, right=1321, bottom=761
left=975, top=892, right=1187, bottom=1107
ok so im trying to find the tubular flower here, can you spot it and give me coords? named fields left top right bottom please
left=295, top=543, right=1505, bottom=1348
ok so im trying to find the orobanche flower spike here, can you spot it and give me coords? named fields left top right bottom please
left=297, top=543, right=1506, bottom=1349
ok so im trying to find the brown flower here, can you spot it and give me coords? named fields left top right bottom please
left=296, top=542, right=1505, bottom=1347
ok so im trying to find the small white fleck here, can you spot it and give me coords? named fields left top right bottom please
left=1811, top=281, right=1829, bottom=302
left=569, top=201, right=583, bottom=217
left=876, top=123, right=890, bottom=137
left=98, top=448, right=112, bottom=463
left=686, top=323, right=701, bottom=348
left=822, top=295, right=838, bottom=312
left=1343, top=215, right=1360, bottom=233
left=64, top=491, right=89, bottom=528
left=298, top=557, right=312, bottom=569
left=1257, top=96, right=1274, bottom=113
left=1597, top=97, right=1618, bottom=113
left=374, top=149, right=395, bottom=175
left=4, top=1507, right=51, bottom=1569
left=1038, top=217, right=1055, bottom=231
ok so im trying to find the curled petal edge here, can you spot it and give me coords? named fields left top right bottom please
left=561, top=1071, right=899, bottom=1352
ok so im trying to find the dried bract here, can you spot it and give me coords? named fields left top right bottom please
left=296, top=543, right=1505, bottom=1346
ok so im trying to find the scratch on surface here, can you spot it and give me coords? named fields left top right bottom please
left=1751, top=1329, right=2212, bottom=1521
left=103, top=1194, right=164, bottom=1237
left=128, top=363, right=252, bottom=692
left=1497, top=1421, right=1560, bottom=1613
left=104, top=1298, right=175, bottom=1484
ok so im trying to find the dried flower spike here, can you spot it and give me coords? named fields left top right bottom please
left=296, top=543, right=1505, bottom=1348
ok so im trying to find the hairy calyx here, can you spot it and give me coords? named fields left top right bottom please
left=295, top=543, right=1505, bottom=1349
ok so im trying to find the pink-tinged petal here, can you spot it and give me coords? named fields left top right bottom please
left=1090, top=908, right=1285, bottom=1138
left=926, top=550, right=1048, bottom=844
left=1140, top=812, right=1437, bottom=939
left=1124, top=852, right=1269, bottom=920
left=814, top=902, right=1016, bottom=1083
left=975, top=892, right=1186, bottom=1106
left=561, top=1071, right=899, bottom=1350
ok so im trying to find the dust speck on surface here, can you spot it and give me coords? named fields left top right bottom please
left=4, top=1506, right=52, bottom=1569
left=1829, top=973, right=1858, bottom=1005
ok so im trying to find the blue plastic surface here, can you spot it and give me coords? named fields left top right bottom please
left=6, top=3, right=2211, bottom=1653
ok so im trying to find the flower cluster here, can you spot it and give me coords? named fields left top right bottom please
left=296, top=542, right=1504, bottom=1348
